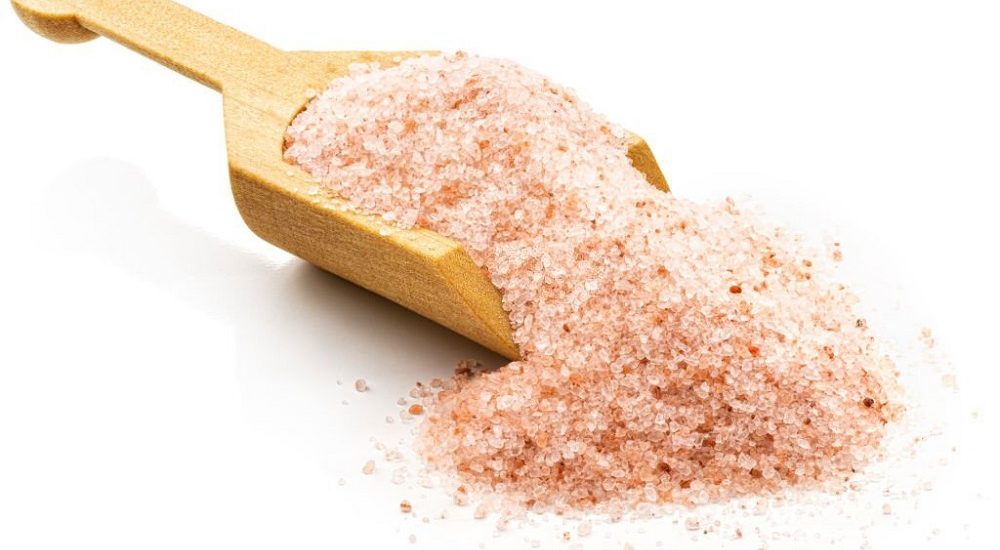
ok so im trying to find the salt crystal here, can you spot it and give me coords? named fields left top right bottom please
left=391, top=468, right=406, bottom=485
left=920, top=327, right=936, bottom=348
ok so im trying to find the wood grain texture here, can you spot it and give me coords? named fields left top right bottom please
left=11, top=0, right=669, bottom=359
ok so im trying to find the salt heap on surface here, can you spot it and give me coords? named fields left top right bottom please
left=284, top=52, right=902, bottom=510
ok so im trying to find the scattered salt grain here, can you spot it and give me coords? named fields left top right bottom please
left=920, top=327, right=936, bottom=348
left=453, top=485, right=470, bottom=506
left=354, top=378, right=368, bottom=392
left=391, top=468, right=406, bottom=485
left=362, top=460, right=375, bottom=475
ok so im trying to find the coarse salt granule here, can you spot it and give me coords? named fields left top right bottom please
left=285, top=52, right=902, bottom=511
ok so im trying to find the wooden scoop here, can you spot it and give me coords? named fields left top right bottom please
left=12, top=0, right=669, bottom=360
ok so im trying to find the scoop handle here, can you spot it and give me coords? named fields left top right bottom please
left=11, top=0, right=285, bottom=91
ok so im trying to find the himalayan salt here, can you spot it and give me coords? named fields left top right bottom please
left=362, top=460, right=376, bottom=475
left=285, top=52, right=902, bottom=511
left=919, top=327, right=936, bottom=348
left=354, top=378, right=367, bottom=392
left=453, top=485, right=470, bottom=506
left=391, top=468, right=406, bottom=485
left=400, top=499, right=413, bottom=513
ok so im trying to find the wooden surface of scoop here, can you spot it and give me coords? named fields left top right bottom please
left=11, top=0, right=669, bottom=360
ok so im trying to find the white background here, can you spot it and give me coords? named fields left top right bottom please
left=1, top=1, right=998, bottom=548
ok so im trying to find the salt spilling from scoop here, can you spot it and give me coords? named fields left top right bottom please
left=284, top=52, right=902, bottom=511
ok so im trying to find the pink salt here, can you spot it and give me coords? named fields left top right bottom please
left=285, top=52, right=902, bottom=511
left=919, top=327, right=936, bottom=348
